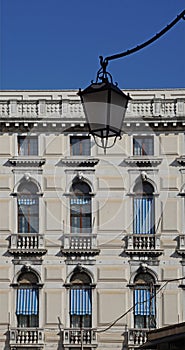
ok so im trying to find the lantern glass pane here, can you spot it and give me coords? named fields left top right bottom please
left=109, top=90, right=128, bottom=132
left=82, top=90, right=108, bottom=136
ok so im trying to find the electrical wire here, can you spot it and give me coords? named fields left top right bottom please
left=95, top=277, right=185, bottom=333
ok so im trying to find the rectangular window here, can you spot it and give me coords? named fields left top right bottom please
left=70, top=288, right=92, bottom=328
left=18, top=136, right=38, bottom=156
left=70, top=197, right=91, bottom=234
left=134, top=288, right=156, bottom=329
left=18, top=196, right=39, bottom=233
left=16, top=288, right=39, bottom=327
left=133, top=136, right=154, bottom=156
left=70, top=136, right=90, bottom=156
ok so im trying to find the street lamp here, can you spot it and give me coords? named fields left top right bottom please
left=79, top=9, right=185, bottom=151
left=78, top=57, right=130, bottom=150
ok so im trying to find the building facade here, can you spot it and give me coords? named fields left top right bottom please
left=0, top=88, right=185, bottom=350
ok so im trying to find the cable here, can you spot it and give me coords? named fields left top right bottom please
left=95, top=276, right=185, bottom=333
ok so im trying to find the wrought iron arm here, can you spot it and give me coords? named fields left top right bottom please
left=100, top=9, right=185, bottom=67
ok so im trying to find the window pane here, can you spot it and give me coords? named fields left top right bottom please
left=18, top=136, right=38, bottom=156
left=70, top=137, right=90, bottom=156
left=133, top=137, right=154, bottom=156
left=18, top=196, right=39, bottom=233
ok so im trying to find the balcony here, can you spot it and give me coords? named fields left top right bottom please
left=125, top=328, right=148, bottom=348
left=63, top=328, right=97, bottom=347
left=9, top=234, right=47, bottom=256
left=62, top=234, right=100, bottom=258
left=124, top=234, right=163, bottom=257
left=9, top=328, right=44, bottom=348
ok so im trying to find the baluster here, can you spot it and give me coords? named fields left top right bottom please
left=86, top=330, right=91, bottom=344
left=34, top=330, right=37, bottom=343
left=138, top=236, right=142, bottom=250
left=17, top=330, right=21, bottom=344
left=30, top=236, right=34, bottom=249
left=22, top=236, right=26, bottom=249
left=25, top=331, right=29, bottom=344
left=71, top=238, right=74, bottom=249
left=75, top=330, right=79, bottom=344
left=70, top=330, right=74, bottom=343
left=21, top=330, right=25, bottom=344
left=134, top=331, right=139, bottom=344
left=17, top=236, right=21, bottom=249
left=36, top=235, right=39, bottom=248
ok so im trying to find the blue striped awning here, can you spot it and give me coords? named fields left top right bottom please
left=70, top=288, right=92, bottom=315
left=134, top=198, right=154, bottom=234
left=16, top=288, right=38, bottom=315
left=134, top=289, right=155, bottom=316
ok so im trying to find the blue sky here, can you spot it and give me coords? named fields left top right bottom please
left=0, top=0, right=185, bottom=90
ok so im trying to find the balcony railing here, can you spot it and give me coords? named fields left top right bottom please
left=10, top=328, right=44, bottom=347
left=63, top=328, right=97, bottom=347
left=62, top=234, right=99, bottom=257
left=9, top=234, right=47, bottom=255
left=124, top=234, right=163, bottom=257
left=127, top=328, right=148, bottom=347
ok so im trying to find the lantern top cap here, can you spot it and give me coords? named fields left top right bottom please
left=78, top=80, right=131, bottom=101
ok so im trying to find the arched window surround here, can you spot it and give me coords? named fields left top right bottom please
left=129, top=265, right=158, bottom=330
left=65, top=265, right=95, bottom=330
left=14, top=267, right=41, bottom=328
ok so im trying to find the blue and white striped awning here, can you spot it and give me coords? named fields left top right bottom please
left=70, top=288, right=92, bottom=315
left=134, top=289, right=155, bottom=316
left=134, top=198, right=154, bottom=234
left=16, top=288, right=38, bottom=315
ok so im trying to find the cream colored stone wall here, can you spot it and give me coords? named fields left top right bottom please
left=0, top=89, right=185, bottom=350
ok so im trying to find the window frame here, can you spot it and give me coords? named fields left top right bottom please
left=70, top=182, right=92, bottom=234
left=18, top=136, right=38, bottom=156
left=18, top=194, right=39, bottom=233
left=133, top=273, right=156, bottom=329
left=70, top=136, right=91, bottom=156
left=133, top=182, right=155, bottom=235
left=133, top=136, right=154, bottom=156
left=16, top=272, right=39, bottom=328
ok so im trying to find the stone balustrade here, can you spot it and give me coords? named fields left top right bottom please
left=63, top=234, right=97, bottom=251
left=126, top=234, right=161, bottom=251
left=9, top=233, right=45, bottom=252
left=63, top=328, right=97, bottom=346
left=127, top=328, right=148, bottom=346
left=0, top=97, right=184, bottom=120
left=10, top=328, right=44, bottom=346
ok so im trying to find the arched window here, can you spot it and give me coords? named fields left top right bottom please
left=17, top=181, right=39, bottom=233
left=16, top=271, right=39, bottom=328
left=133, top=181, right=155, bottom=234
left=70, top=181, right=92, bottom=234
left=134, top=272, right=156, bottom=329
left=70, top=268, right=92, bottom=329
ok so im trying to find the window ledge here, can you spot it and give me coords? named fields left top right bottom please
left=9, top=156, right=46, bottom=167
left=124, top=156, right=162, bottom=167
left=60, top=156, right=99, bottom=167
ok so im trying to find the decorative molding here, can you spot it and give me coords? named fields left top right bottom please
left=124, top=156, right=162, bottom=167
left=9, top=157, right=46, bottom=167
left=60, top=157, right=99, bottom=167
